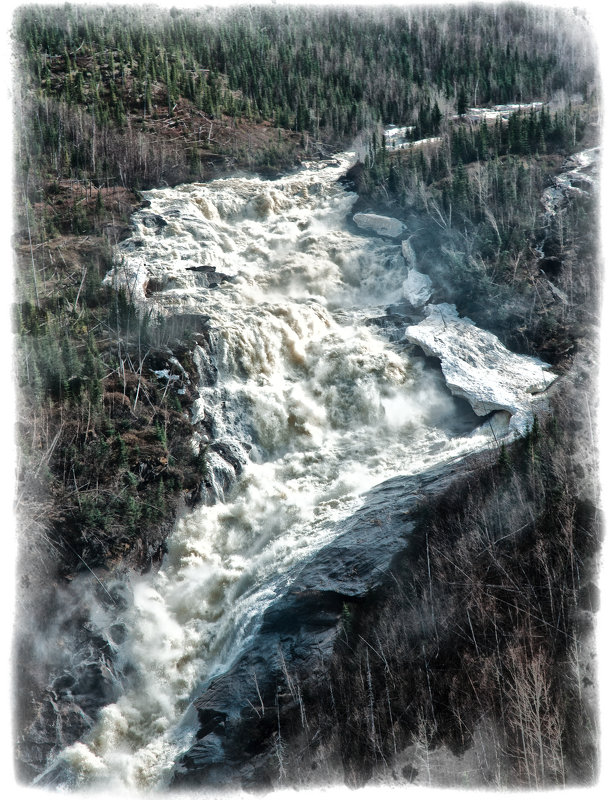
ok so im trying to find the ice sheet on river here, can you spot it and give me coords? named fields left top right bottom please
left=405, top=303, right=557, bottom=435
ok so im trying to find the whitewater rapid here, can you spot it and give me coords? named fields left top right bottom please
left=47, top=154, right=517, bottom=790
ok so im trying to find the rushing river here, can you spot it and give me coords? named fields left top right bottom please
left=44, top=154, right=504, bottom=790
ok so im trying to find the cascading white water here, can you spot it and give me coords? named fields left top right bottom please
left=51, top=154, right=503, bottom=791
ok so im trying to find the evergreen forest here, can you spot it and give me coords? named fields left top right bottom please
left=12, top=2, right=602, bottom=792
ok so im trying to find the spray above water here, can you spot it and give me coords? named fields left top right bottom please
left=48, top=155, right=500, bottom=790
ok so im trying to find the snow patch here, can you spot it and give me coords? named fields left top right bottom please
left=462, top=102, right=544, bottom=123
left=152, top=369, right=179, bottom=382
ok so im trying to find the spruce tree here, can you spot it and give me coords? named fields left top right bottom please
left=456, top=85, right=468, bottom=116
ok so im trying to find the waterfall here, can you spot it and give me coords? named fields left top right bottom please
left=40, top=155, right=523, bottom=790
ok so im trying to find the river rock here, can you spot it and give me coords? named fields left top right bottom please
left=405, top=303, right=557, bottom=435
left=401, top=236, right=417, bottom=268
left=402, top=269, right=433, bottom=307
left=353, top=212, right=406, bottom=238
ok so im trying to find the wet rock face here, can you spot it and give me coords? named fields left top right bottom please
left=141, top=213, right=168, bottom=229
left=405, top=303, right=557, bottom=435
left=170, top=462, right=471, bottom=790
left=185, top=264, right=235, bottom=288
left=353, top=212, right=407, bottom=238
left=15, top=579, right=130, bottom=783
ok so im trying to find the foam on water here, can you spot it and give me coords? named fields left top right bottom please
left=51, top=154, right=498, bottom=790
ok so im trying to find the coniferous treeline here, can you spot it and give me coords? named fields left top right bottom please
left=16, top=3, right=596, bottom=131
left=14, top=3, right=597, bottom=189
left=352, top=94, right=596, bottom=359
